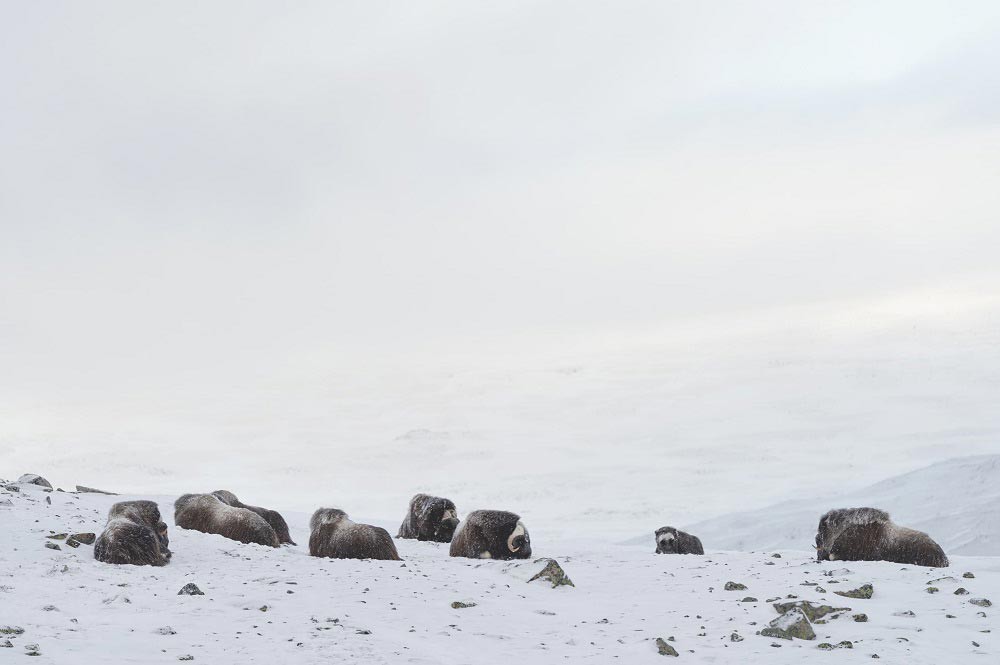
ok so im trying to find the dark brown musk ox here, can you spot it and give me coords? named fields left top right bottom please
left=174, top=493, right=280, bottom=547
left=815, top=507, right=949, bottom=567
left=449, top=510, right=531, bottom=560
left=397, top=493, right=460, bottom=543
left=309, top=508, right=401, bottom=560
left=654, top=526, right=704, bottom=555
left=211, top=490, right=296, bottom=545
left=95, top=500, right=171, bottom=566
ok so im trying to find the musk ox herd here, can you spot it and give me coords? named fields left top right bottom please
left=88, top=490, right=949, bottom=571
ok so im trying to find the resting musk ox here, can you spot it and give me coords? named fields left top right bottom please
left=654, top=526, right=704, bottom=555
left=449, top=510, right=531, bottom=560
left=309, top=508, right=400, bottom=560
left=397, top=493, right=460, bottom=543
left=815, top=507, right=948, bottom=568
left=174, top=493, right=280, bottom=547
left=212, top=490, right=296, bottom=545
left=95, top=500, right=171, bottom=566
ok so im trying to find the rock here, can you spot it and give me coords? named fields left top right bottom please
left=834, top=584, right=873, bottom=599
left=773, top=601, right=850, bottom=622
left=18, top=474, right=52, bottom=489
left=42, top=605, right=57, bottom=612
left=527, top=559, right=575, bottom=588
left=760, top=608, right=816, bottom=641
left=2, top=484, right=20, bottom=492
left=177, top=583, right=204, bottom=596
left=451, top=601, right=476, bottom=609
left=741, top=597, right=758, bottom=603
left=964, top=572, right=975, bottom=579
left=655, top=637, right=679, bottom=656
left=730, top=632, right=744, bottom=642
left=75, top=485, right=117, bottom=495
left=25, top=643, right=41, bottom=656
left=45, top=542, right=60, bottom=551
left=65, top=539, right=81, bottom=548
left=893, top=610, right=916, bottom=617
left=926, top=587, right=939, bottom=594
left=815, top=586, right=826, bottom=593
left=771, top=553, right=781, bottom=558
left=724, top=581, right=747, bottom=591
left=178, top=656, right=194, bottom=661
left=0, top=627, right=24, bottom=635
left=955, top=588, right=970, bottom=595
left=47, top=533, right=67, bottom=541
left=1, top=640, right=12, bottom=648
left=70, top=533, right=96, bottom=545
left=156, top=626, right=177, bottom=635
left=853, top=614, right=868, bottom=622
left=969, top=598, right=992, bottom=608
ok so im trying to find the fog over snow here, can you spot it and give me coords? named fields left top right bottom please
left=3, top=1, right=1000, bottom=541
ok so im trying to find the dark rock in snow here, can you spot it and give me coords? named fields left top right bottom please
left=45, top=542, right=60, bottom=551
left=76, top=485, right=117, bottom=495
left=853, top=613, right=868, bottom=622
left=834, top=584, right=873, bottom=599
left=655, top=637, right=679, bottom=656
left=969, top=598, right=992, bottom=607
left=450, top=601, right=476, bottom=609
left=724, top=581, right=747, bottom=591
left=760, top=608, right=816, bottom=641
left=71, top=533, right=96, bottom=545
left=528, top=559, right=574, bottom=588
left=18, top=474, right=52, bottom=489
left=963, top=572, right=975, bottom=579
left=178, top=583, right=204, bottom=596
left=954, top=588, right=970, bottom=596
left=773, top=601, right=849, bottom=622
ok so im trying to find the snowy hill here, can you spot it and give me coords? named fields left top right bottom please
left=2, top=481, right=998, bottom=663
left=681, top=455, right=1000, bottom=556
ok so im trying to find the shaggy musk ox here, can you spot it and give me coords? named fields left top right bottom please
left=654, top=526, right=704, bottom=555
left=815, top=507, right=948, bottom=568
left=174, top=493, right=280, bottom=547
left=309, top=508, right=400, bottom=560
left=449, top=510, right=531, bottom=560
left=397, top=493, right=460, bottom=543
left=95, top=500, right=171, bottom=566
left=212, top=490, right=296, bottom=545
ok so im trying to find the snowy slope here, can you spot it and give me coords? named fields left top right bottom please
left=680, top=455, right=1000, bottom=556
left=2, top=482, right=997, bottom=664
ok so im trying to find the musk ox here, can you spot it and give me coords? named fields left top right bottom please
left=449, top=510, right=531, bottom=560
left=309, top=508, right=400, bottom=560
left=95, top=500, right=170, bottom=566
left=212, top=490, right=296, bottom=545
left=654, top=526, right=704, bottom=555
left=815, top=507, right=948, bottom=568
left=397, top=493, right=460, bottom=543
left=174, top=493, right=280, bottom=547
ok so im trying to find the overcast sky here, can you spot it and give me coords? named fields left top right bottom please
left=2, top=1, right=1000, bottom=440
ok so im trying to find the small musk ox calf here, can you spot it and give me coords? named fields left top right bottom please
left=815, top=507, right=948, bottom=568
left=654, top=526, right=704, bottom=555
left=94, top=500, right=171, bottom=566
left=449, top=510, right=531, bottom=560
left=174, top=493, right=279, bottom=547
left=309, top=508, right=400, bottom=560
left=212, top=490, right=296, bottom=545
left=397, top=493, right=460, bottom=543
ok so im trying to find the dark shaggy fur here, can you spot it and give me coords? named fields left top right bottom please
left=174, top=493, right=280, bottom=547
left=654, top=526, right=704, bottom=555
left=212, top=490, right=296, bottom=545
left=94, top=500, right=170, bottom=566
left=449, top=510, right=531, bottom=560
left=815, top=507, right=948, bottom=568
left=309, top=508, right=400, bottom=560
left=397, top=493, right=460, bottom=543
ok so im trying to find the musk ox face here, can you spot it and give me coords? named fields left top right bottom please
left=398, top=494, right=461, bottom=543
left=654, top=526, right=705, bottom=555
left=449, top=510, right=531, bottom=560
left=95, top=500, right=171, bottom=567
left=814, top=507, right=889, bottom=562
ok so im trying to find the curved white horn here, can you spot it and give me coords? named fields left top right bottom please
left=508, top=522, right=526, bottom=552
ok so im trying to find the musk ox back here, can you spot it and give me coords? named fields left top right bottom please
left=309, top=508, right=400, bottom=560
left=815, top=507, right=948, bottom=568
left=175, top=493, right=280, bottom=547
left=449, top=510, right=531, bottom=560
left=212, top=490, right=296, bottom=545
left=95, top=500, right=170, bottom=566
left=397, top=493, right=460, bottom=543
left=654, top=526, right=704, bottom=555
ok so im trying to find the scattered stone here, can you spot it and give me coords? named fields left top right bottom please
left=741, top=597, right=758, bottom=603
left=535, top=609, right=556, bottom=615
left=178, top=583, right=204, bottom=596
left=655, top=637, right=679, bottom=656
left=853, top=614, right=868, bottom=622
left=955, top=588, right=970, bottom=596
left=65, top=538, right=81, bottom=548
left=1, top=640, right=11, bottom=648
left=834, top=584, right=873, bottom=599
left=259, top=605, right=269, bottom=612
left=18, top=474, right=52, bottom=489
left=760, top=608, right=816, bottom=641
left=451, top=601, right=476, bottom=609
left=926, top=587, right=939, bottom=594
left=973, top=641, right=980, bottom=647
left=156, top=626, right=177, bottom=635
left=528, top=559, right=574, bottom=588
left=815, top=586, right=826, bottom=593
left=893, top=610, right=916, bottom=617
left=42, top=605, right=57, bottom=612
left=75, top=485, right=117, bottom=495
left=773, top=601, right=849, bottom=623
left=724, top=582, right=747, bottom=591
left=44, top=542, right=60, bottom=551
left=730, top=632, right=744, bottom=642
left=964, top=572, right=975, bottom=579
left=25, top=643, right=41, bottom=656
left=47, top=534, right=67, bottom=541
left=969, top=598, right=992, bottom=608
left=70, top=533, right=96, bottom=545
left=824, top=568, right=852, bottom=577
left=2, top=484, right=20, bottom=492
left=178, top=656, right=194, bottom=661
left=0, top=627, right=24, bottom=635
left=45, top=496, right=51, bottom=505
left=771, top=553, right=781, bottom=558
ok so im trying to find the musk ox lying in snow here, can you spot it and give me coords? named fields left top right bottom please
left=212, top=490, right=296, bottom=545
left=397, top=493, right=460, bottom=543
left=449, top=510, right=531, bottom=560
left=815, top=507, right=948, bottom=567
left=174, top=493, right=280, bottom=547
left=309, top=508, right=400, bottom=560
left=654, top=526, right=704, bottom=555
left=95, top=500, right=171, bottom=566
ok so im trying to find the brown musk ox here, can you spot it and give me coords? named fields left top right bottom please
left=815, top=507, right=948, bottom=568
left=309, top=508, right=400, bottom=560
left=449, top=510, right=531, bottom=560
left=211, top=489, right=296, bottom=545
left=174, top=493, right=280, bottom=547
left=654, top=526, right=704, bottom=555
left=397, top=493, right=460, bottom=543
left=94, top=500, right=171, bottom=566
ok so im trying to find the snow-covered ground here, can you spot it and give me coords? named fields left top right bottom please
left=2, top=482, right=997, bottom=663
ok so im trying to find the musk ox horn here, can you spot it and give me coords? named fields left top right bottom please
left=508, top=522, right=526, bottom=552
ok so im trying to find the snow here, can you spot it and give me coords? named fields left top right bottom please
left=2, top=483, right=997, bottom=663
